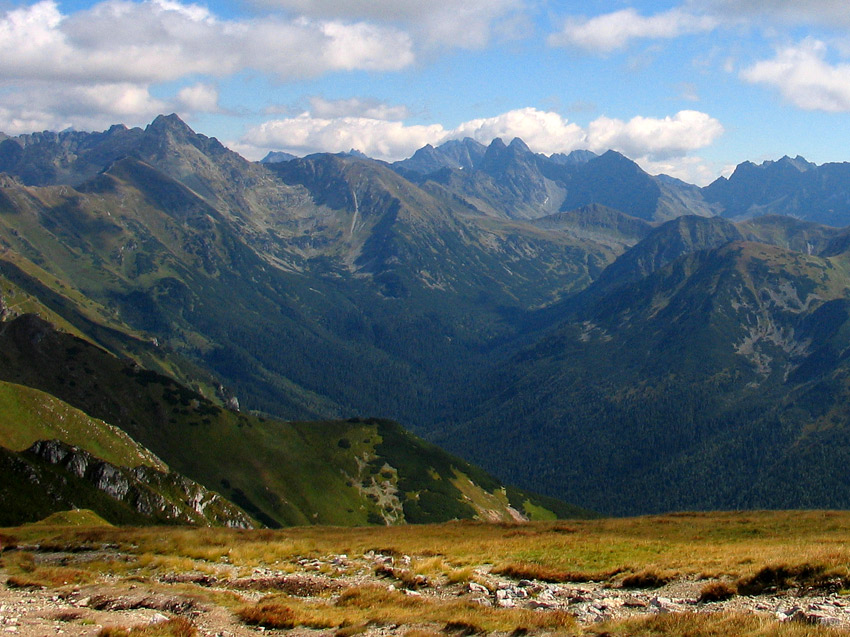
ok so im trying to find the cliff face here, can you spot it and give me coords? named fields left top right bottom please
left=15, top=440, right=254, bottom=528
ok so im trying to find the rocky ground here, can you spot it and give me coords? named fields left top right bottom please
left=2, top=548, right=849, bottom=636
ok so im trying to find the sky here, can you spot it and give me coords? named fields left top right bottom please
left=1, top=1, right=850, bottom=185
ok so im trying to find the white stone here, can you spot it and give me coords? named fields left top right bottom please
left=149, top=613, right=169, bottom=625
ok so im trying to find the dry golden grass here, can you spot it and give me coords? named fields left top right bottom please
left=235, top=584, right=578, bottom=634
left=620, top=568, right=676, bottom=589
left=13, top=511, right=850, bottom=583
left=4, top=550, right=95, bottom=588
left=235, top=600, right=301, bottom=629
left=97, top=617, right=197, bottom=637
left=592, top=612, right=848, bottom=636
left=735, top=564, right=848, bottom=596
left=697, top=580, right=737, bottom=602
left=8, top=511, right=850, bottom=636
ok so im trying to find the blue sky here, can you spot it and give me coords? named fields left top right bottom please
left=1, top=0, right=849, bottom=184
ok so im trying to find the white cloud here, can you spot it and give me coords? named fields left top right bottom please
left=586, top=110, right=724, bottom=160
left=0, top=0, right=413, bottom=84
left=309, top=97, right=410, bottom=121
left=740, top=39, right=850, bottom=112
left=548, top=8, right=717, bottom=53
left=635, top=155, right=719, bottom=186
left=451, top=108, right=586, bottom=155
left=248, top=0, right=524, bottom=48
left=239, top=107, right=724, bottom=185
left=242, top=114, right=446, bottom=161
left=0, top=0, right=414, bottom=135
left=0, top=81, right=168, bottom=134
left=177, top=83, right=220, bottom=113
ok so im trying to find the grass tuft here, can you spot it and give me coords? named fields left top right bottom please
left=96, top=617, right=197, bottom=637
left=236, top=601, right=298, bottom=629
left=621, top=569, right=675, bottom=589
left=493, top=561, right=615, bottom=583
left=698, top=581, right=737, bottom=602
left=591, top=611, right=849, bottom=636
left=443, top=620, right=483, bottom=635
left=735, top=564, right=841, bottom=596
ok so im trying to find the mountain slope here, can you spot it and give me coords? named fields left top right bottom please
left=0, top=118, right=638, bottom=428
left=441, top=234, right=850, bottom=515
left=0, top=313, right=588, bottom=526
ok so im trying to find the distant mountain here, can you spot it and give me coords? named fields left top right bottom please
left=703, top=156, right=850, bottom=226
left=530, top=204, right=652, bottom=249
left=393, top=138, right=487, bottom=176
left=549, top=149, right=597, bottom=166
left=586, top=215, right=744, bottom=298
left=400, top=141, right=716, bottom=223
left=261, top=150, right=297, bottom=163
left=0, top=116, right=634, bottom=431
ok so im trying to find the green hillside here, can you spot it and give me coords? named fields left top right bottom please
left=0, top=379, right=164, bottom=469
left=0, top=313, right=586, bottom=526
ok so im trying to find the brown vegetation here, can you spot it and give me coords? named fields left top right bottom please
left=96, top=617, right=197, bottom=637
left=697, top=581, right=737, bottom=602
left=735, top=564, right=846, bottom=596
left=621, top=569, right=675, bottom=589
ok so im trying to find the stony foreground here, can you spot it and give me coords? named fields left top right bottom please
left=2, top=545, right=850, bottom=636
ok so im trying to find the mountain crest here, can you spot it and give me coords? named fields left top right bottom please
left=146, top=113, right=195, bottom=137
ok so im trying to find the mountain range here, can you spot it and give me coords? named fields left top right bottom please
left=4, top=114, right=850, bottom=520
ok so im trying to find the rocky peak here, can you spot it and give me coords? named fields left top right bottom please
left=146, top=113, right=195, bottom=138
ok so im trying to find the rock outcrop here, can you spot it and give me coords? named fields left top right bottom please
left=26, top=440, right=254, bottom=528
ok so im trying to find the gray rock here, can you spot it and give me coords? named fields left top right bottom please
left=468, top=582, right=489, bottom=595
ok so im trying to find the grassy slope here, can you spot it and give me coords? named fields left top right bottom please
left=26, top=509, right=113, bottom=527
left=0, top=314, right=583, bottom=527
left=0, top=379, right=164, bottom=469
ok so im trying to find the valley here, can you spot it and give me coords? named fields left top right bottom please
left=4, top=114, right=850, bottom=522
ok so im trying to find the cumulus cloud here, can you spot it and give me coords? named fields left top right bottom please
left=451, top=108, right=585, bottom=155
left=740, top=39, right=850, bottom=112
left=0, top=81, right=168, bottom=134
left=177, top=83, right=220, bottom=113
left=0, top=0, right=413, bottom=84
left=548, top=8, right=718, bottom=53
left=308, top=97, right=410, bottom=121
left=242, top=114, right=446, bottom=161
left=586, top=110, right=724, bottom=160
left=0, top=0, right=414, bottom=134
left=635, top=155, right=720, bottom=186
left=248, top=0, right=525, bottom=48
left=239, top=107, right=724, bottom=185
